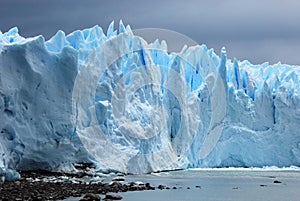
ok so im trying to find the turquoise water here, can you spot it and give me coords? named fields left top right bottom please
left=65, top=168, right=300, bottom=201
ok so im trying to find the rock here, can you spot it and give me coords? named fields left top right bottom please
left=105, top=194, right=122, bottom=200
left=112, top=177, right=125, bottom=182
left=129, top=182, right=135, bottom=186
left=110, top=181, right=121, bottom=187
left=80, top=193, right=101, bottom=201
left=273, top=180, right=282, bottom=184
left=158, top=185, right=165, bottom=190
left=172, top=186, right=177, bottom=189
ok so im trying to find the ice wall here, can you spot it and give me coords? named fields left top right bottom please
left=0, top=21, right=299, bottom=177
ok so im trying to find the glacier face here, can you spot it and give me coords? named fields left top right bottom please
left=0, top=21, right=300, bottom=176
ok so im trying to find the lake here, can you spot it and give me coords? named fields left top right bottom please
left=65, top=167, right=300, bottom=201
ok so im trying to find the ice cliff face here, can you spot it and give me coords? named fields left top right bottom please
left=0, top=21, right=299, bottom=177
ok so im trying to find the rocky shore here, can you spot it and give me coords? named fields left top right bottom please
left=0, top=170, right=155, bottom=201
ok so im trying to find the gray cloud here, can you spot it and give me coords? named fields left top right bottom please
left=1, top=0, right=300, bottom=64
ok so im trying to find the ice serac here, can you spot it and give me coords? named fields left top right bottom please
left=0, top=29, right=90, bottom=179
left=0, top=21, right=300, bottom=178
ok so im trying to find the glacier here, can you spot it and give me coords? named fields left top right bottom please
left=0, top=21, right=300, bottom=180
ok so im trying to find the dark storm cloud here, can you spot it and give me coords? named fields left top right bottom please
left=1, top=0, right=300, bottom=64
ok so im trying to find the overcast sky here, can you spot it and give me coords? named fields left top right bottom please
left=1, top=0, right=300, bottom=65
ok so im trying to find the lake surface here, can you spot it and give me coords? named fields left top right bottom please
left=65, top=167, right=300, bottom=201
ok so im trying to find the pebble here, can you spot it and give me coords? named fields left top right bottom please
left=105, top=194, right=123, bottom=200
left=112, top=177, right=125, bottom=182
left=80, top=193, right=101, bottom=201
